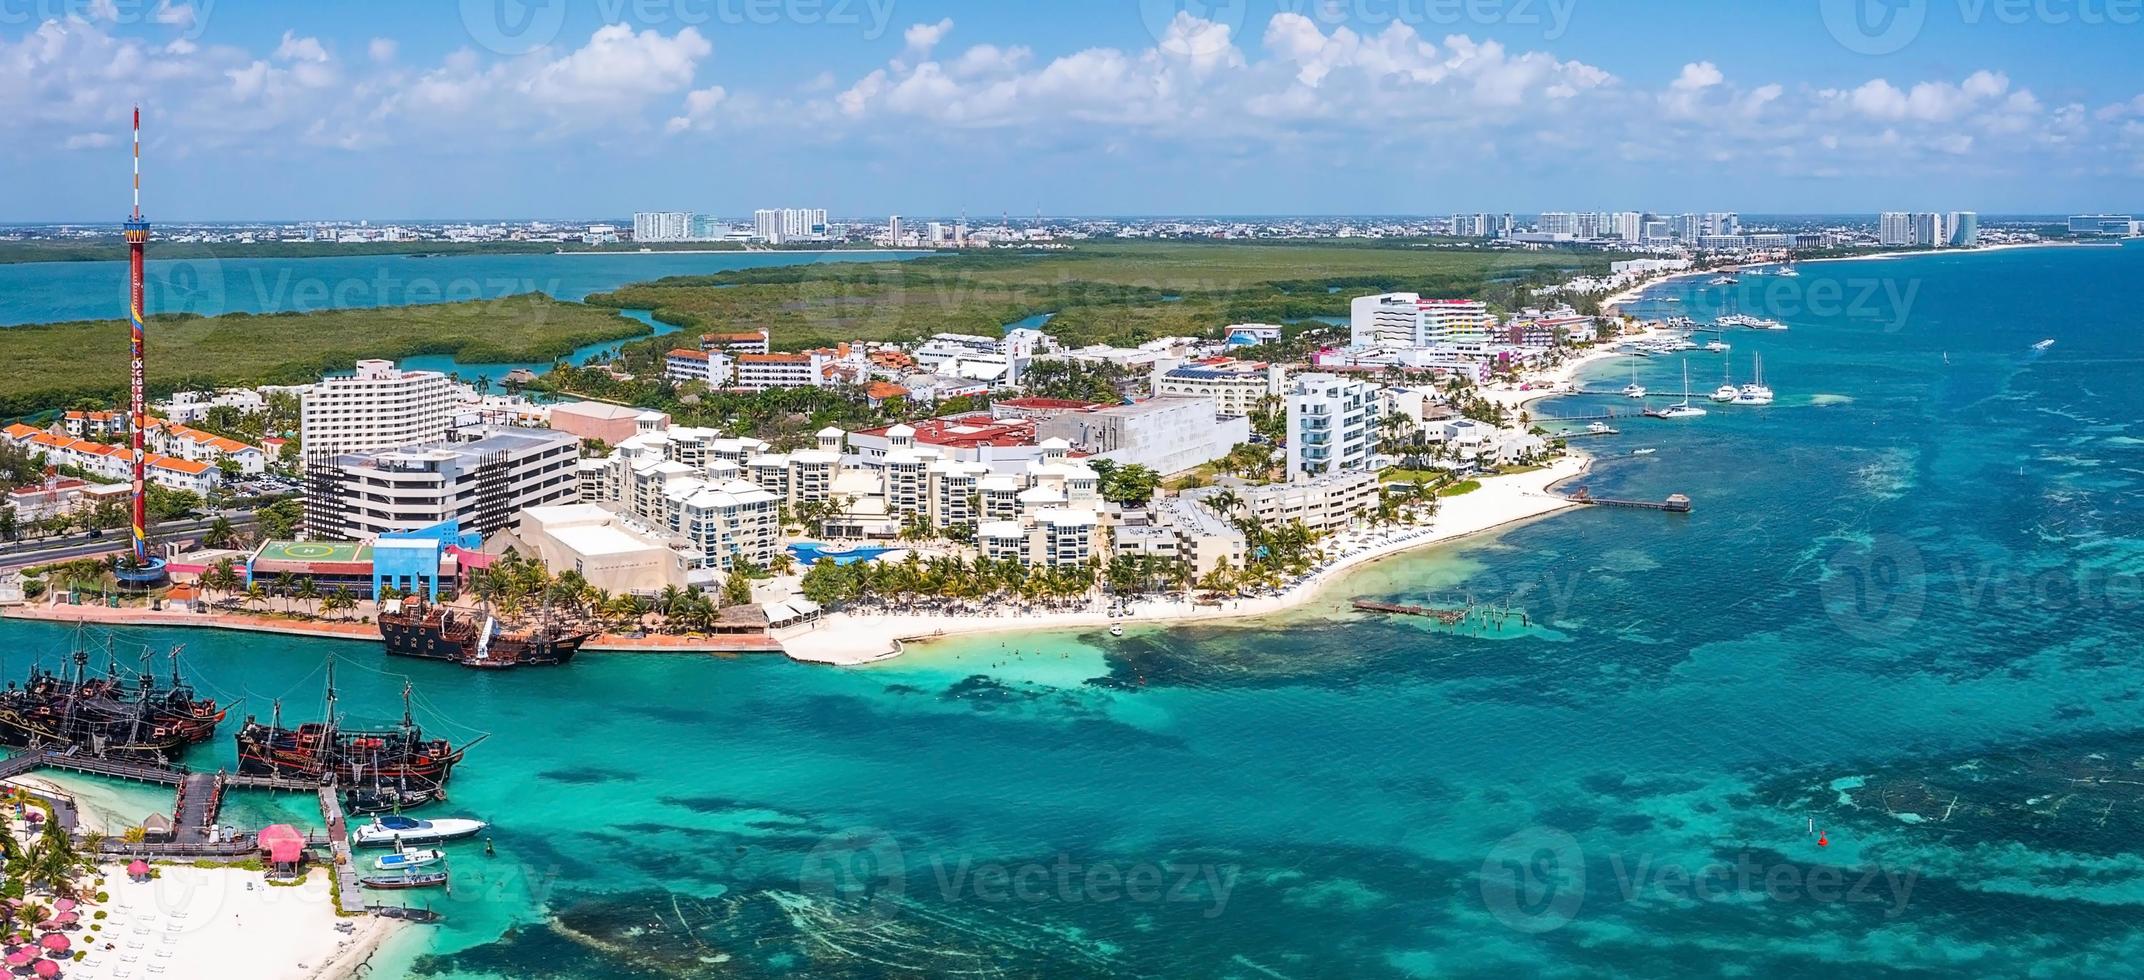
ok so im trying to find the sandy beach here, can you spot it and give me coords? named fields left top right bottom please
left=782, top=451, right=1594, bottom=665
left=65, top=866, right=399, bottom=980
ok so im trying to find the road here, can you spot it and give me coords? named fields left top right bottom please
left=0, top=511, right=258, bottom=570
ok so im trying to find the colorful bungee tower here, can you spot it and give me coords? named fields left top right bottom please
left=117, top=106, right=167, bottom=587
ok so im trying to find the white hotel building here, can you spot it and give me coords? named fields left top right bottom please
left=304, top=428, right=581, bottom=540
left=1285, top=373, right=1383, bottom=479
left=1350, top=294, right=1495, bottom=349
left=300, top=360, right=459, bottom=459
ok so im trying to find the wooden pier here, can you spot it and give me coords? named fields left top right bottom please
left=1351, top=599, right=1469, bottom=624
left=1564, top=487, right=1693, bottom=513
left=319, top=785, right=367, bottom=914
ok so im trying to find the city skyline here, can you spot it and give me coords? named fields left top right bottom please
left=3, top=1, right=2142, bottom=220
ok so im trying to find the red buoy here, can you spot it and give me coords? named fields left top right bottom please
left=1817, top=830, right=1829, bottom=847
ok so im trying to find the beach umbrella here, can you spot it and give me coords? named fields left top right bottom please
left=53, top=913, right=76, bottom=926
left=50, top=901, right=72, bottom=913
left=32, top=959, right=56, bottom=978
left=5, top=949, right=33, bottom=966
left=37, top=934, right=67, bottom=952
left=126, top=859, right=149, bottom=877
left=33, top=921, right=56, bottom=931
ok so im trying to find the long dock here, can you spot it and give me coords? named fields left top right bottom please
left=319, top=785, right=366, bottom=913
left=1564, top=486, right=1694, bottom=513
left=1351, top=600, right=1469, bottom=624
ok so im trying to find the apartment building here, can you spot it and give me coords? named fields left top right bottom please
left=304, top=427, right=579, bottom=540
left=665, top=348, right=734, bottom=386
left=734, top=353, right=827, bottom=390
left=1151, top=359, right=1285, bottom=417
left=1349, top=294, right=1495, bottom=349
left=1284, top=373, right=1383, bottom=479
left=300, top=360, right=458, bottom=459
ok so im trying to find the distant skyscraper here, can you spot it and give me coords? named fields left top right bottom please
left=1878, top=212, right=1914, bottom=246
left=888, top=214, right=903, bottom=245
left=1673, top=213, right=1702, bottom=241
left=1947, top=212, right=1978, bottom=246
left=1613, top=212, right=1644, bottom=241
left=634, top=211, right=692, bottom=242
left=1912, top=212, right=1944, bottom=247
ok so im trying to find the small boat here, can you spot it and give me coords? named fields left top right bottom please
left=1587, top=422, right=1613, bottom=434
left=372, top=843, right=445, bottom=872
left=345, top=785, right=437, bottom=815
left=1109, top=624, right=1124, bottom=637
left=1632, top=448, right=1656, bottom=456
left=2032, top=339, right=2055, bottom=351
left=1709, top=276, right=1740, bottom=285
left=359, top=870, right=449, bottom=890
left=353, top=815, right=488, bottom=848
left=1622, top=384, right=1646, bottom=398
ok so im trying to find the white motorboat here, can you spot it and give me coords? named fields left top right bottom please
left=372, top=841, right=446, bottom=872
left=1588, top=422, right=1614, bottom=434
left=1622, top=384, right=1647, bottom=398
left=1705, top=340, right=1731, bottom=352
left=353, top=815, right=488, bottom=848
left=2032, top=339, right=2055, bottom=351
left=1109, top=624, right=1124, bottom=637
left=1632, top=448, right=1657, bottom=456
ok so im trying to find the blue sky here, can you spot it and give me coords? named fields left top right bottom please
left=3, top=0, right=2141, bottom=220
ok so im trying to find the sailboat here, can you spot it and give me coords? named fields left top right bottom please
left=1621, top=359, right=1647, bottom=398
left=1656, top=361, right=1708, bottom=418
left=1733, top=352, right=1775, bottom=405
left=1711, top=355, right=1739, bottom=402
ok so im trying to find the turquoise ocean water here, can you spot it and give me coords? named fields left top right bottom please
left=7, top=241, right=2144, bottom=977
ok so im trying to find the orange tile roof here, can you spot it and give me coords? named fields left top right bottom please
left=148, top=454, right=213, bottom=475
left=3, top=423, right=42, bottom=440
left=667, top=348, right=711, bottom=361
left=864, top=382, right=910, bottom=400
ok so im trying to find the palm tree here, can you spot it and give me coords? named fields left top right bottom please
left=272, top=571, right=296, bottom=612
left=294, top=576, right=321, bottom=616
left=1206, top=488, right=1242, bottom=518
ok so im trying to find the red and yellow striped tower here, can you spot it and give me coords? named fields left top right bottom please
left=123, top=106, right=152, bottom=566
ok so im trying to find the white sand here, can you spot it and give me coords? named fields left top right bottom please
left=782, top=453, right=1592, bottom=665
left=69, top=866, right=399, bottom=980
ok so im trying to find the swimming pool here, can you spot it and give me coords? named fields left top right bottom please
left=787, top=542, right=898, bottom=566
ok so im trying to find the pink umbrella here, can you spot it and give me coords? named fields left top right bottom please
left=32, top=959, right=56, bottom=978
left=126, top=859, right=149, bottom=877
left=50, top=901, right=73, bottom=913
left=33, top=921, right=56, bottom=931
left=38, top=933, right=67, bottom=952
left=6, top=949, right=34, bottom=967
left=53, top=913, right=77, bottom=926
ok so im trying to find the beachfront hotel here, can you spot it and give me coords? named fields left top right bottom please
left=299, top=359, right=459, bottom=458
left=303, top=427, right=580, bottom=540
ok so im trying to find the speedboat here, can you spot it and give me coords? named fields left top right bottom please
left=353, top=815, right=488, bottom=848
left=1632, top=448, right=1657, bottom=456
left=372, top=843, right=445, bottom=872
left=1109, top=624, right=1124, bottom=637
left=345, top=786, right=436, bottom=815
left=358, top=869, right=449, bottom=890
left=1588, top=422, right=1614, bottom=434
left=1712, top=384, right=1739, bottom=403
left=2032, top=339, right=2055, bottom=351
left=1705, top=339, right=1731, bottom=352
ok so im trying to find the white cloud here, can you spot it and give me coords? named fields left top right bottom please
left=274, top=31, right=328, bottom=63
left=151, top=1, right=196, bottom=29
left=665, top=84, right=728, bottom=133
left=903, top=18, right=954, bottom=60
left=368, top=38, right=397, bottom=63
left=522, top=24, right=710, bottom=107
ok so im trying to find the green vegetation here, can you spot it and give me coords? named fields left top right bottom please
left=584, top=241, right=1621, bottom=352
left=0, top=296, right=649, bottom=418
left=1438, top=480, right=1484, bottom=497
